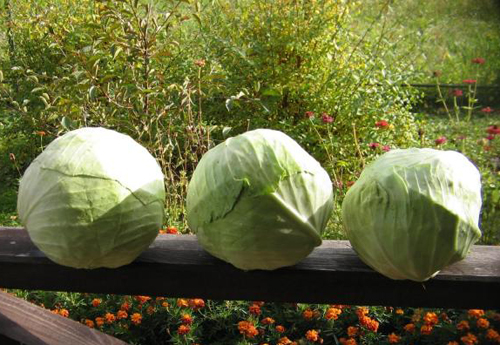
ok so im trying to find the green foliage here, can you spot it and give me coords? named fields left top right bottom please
left=5, top=290, right=500, bottom=345
left=0, top=0, right=423, bottom=227
left=199, top=0, right=421, bottom=180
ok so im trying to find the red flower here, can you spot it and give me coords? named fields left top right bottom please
left=248, top=304, right=261, bottom=316
left=435, top=136, right=447, bottom=145
left=382, top=145, right=390, bottom=152
left=375, top=120, right=389, bottom=128
left=487, top=134, right=495, bottom=141
left=321, top=113, right=334, bottom=123
left=487, top=125, right=500, bottom=135
left=481, top=107, right=494, bottom=113
left=471, top=57, right=485, bottom=64
left=305, top=111, right=315, bottom=119
left=368, top=142, right=380, bottom=149
left=188, top=298, right=205, bottom=310
left=463, top=79, right=477, bottom=84
left=451, top=89, right=463, bottom=97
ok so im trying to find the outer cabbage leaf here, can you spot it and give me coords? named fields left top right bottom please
left=342, top=148, right=482, bottom=281
left=18, top=127, right=165, bottom=269
left=187, top=129, right=334, bottom=270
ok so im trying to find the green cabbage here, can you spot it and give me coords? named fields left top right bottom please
left=186, top=129, right=334, bottom=270
left=342, top=148, right=482, bottom=282
left=17, top=127, right=165, bottom=269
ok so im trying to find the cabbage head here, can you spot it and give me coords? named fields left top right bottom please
left=186, top=129, right=334, bottom=270
left=342, top=148, right=482, bottom=282
left=17, top=127, right=165, bottom=269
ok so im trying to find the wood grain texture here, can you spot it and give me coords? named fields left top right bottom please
left=0, top=227, right=499, bottom=309
left=0, top=290, right=128, bottom=345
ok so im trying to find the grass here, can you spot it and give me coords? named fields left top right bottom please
left=0, top=185, right=19, bottom=227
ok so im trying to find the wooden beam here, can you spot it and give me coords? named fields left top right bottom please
left=0, top=290, right=128, bottom=345
left=0, top=227, right=499, bottom=309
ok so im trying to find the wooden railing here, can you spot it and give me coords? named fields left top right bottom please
left=0, top=227, right=499, bottom=344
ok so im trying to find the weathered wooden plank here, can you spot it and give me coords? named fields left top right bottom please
left=0, top=290, right=128, bottom=345
left=0, top=227, right=499, bottom=309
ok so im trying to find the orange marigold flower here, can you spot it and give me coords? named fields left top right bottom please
left=347, top=326, right=359, bottom=337
left=50, top=309, right=59, bottom=315
left=447, top=342, right=459, bottom=345
left=181, top=314, right=193, bottom=325
left=261, top=317, right=275, bottom=325
left=468, top=309, right=485, bottom=319
left=245, top=325, right=259, bottom=338
left=117, top=310, right=128, bottom=320
left=486, top=328, right=500, bottom=341
left=105, top=312, right=116, bottom=324
left=177, top=298, right=189, bottom=308
left=189, top=298, right=205, bottom=310
left=131, top=313, right=142, bottom=325
left=476, top=318, right=489, bottom=329
left=457, top=320, right=470, bottom=331
left=303, top=309, right=314, bottom=320
left=395, top=309, right=404, bottom=315
left=277, top=336, right=292, bottom=345
left=85, top=319, right=95, bottom=328
left=325, top=307, right=342, bottom=320
left=35, top=131, right=47, bottom=136
left=147, top=306, right=155, bottom=315
left=238, top=320, right=251, bottom=332
left=367, top=318, right=379, bottom=332
left=306, top=330, right=320, bottom=342
left=424, top=312, right=439, bottom=326
left=162, top=301, right=169, bottom=308
left=340, top=338, right=357, bottom=345
left=356, top=307, right=369, bottom=319
left=166, top=226, right=179, bottom=234
left=388, top=333, right=401, bottom=344
left=420, top=324, right=433, bottom=335
left=120, top=302, right=130, bottom=311
left=330, top=304, right=348, bottom=309
left=403, top=323, right=416, bottom=333
left=135, top=295, right=151, bottom=304
left=460, top=333, right=478, bottom=345
left=237, top=321, right=258, bottom=338
left=178, top=324, right=190, bottom=335
left=249, top=304, right=261, bottom=316
left=275, top=325, right=286, bottom=333
left=95, top=317, right=105, bottom=327
left=59, top=309, right=69, bottom=318
left=92, top=298, right=101, bottom=307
